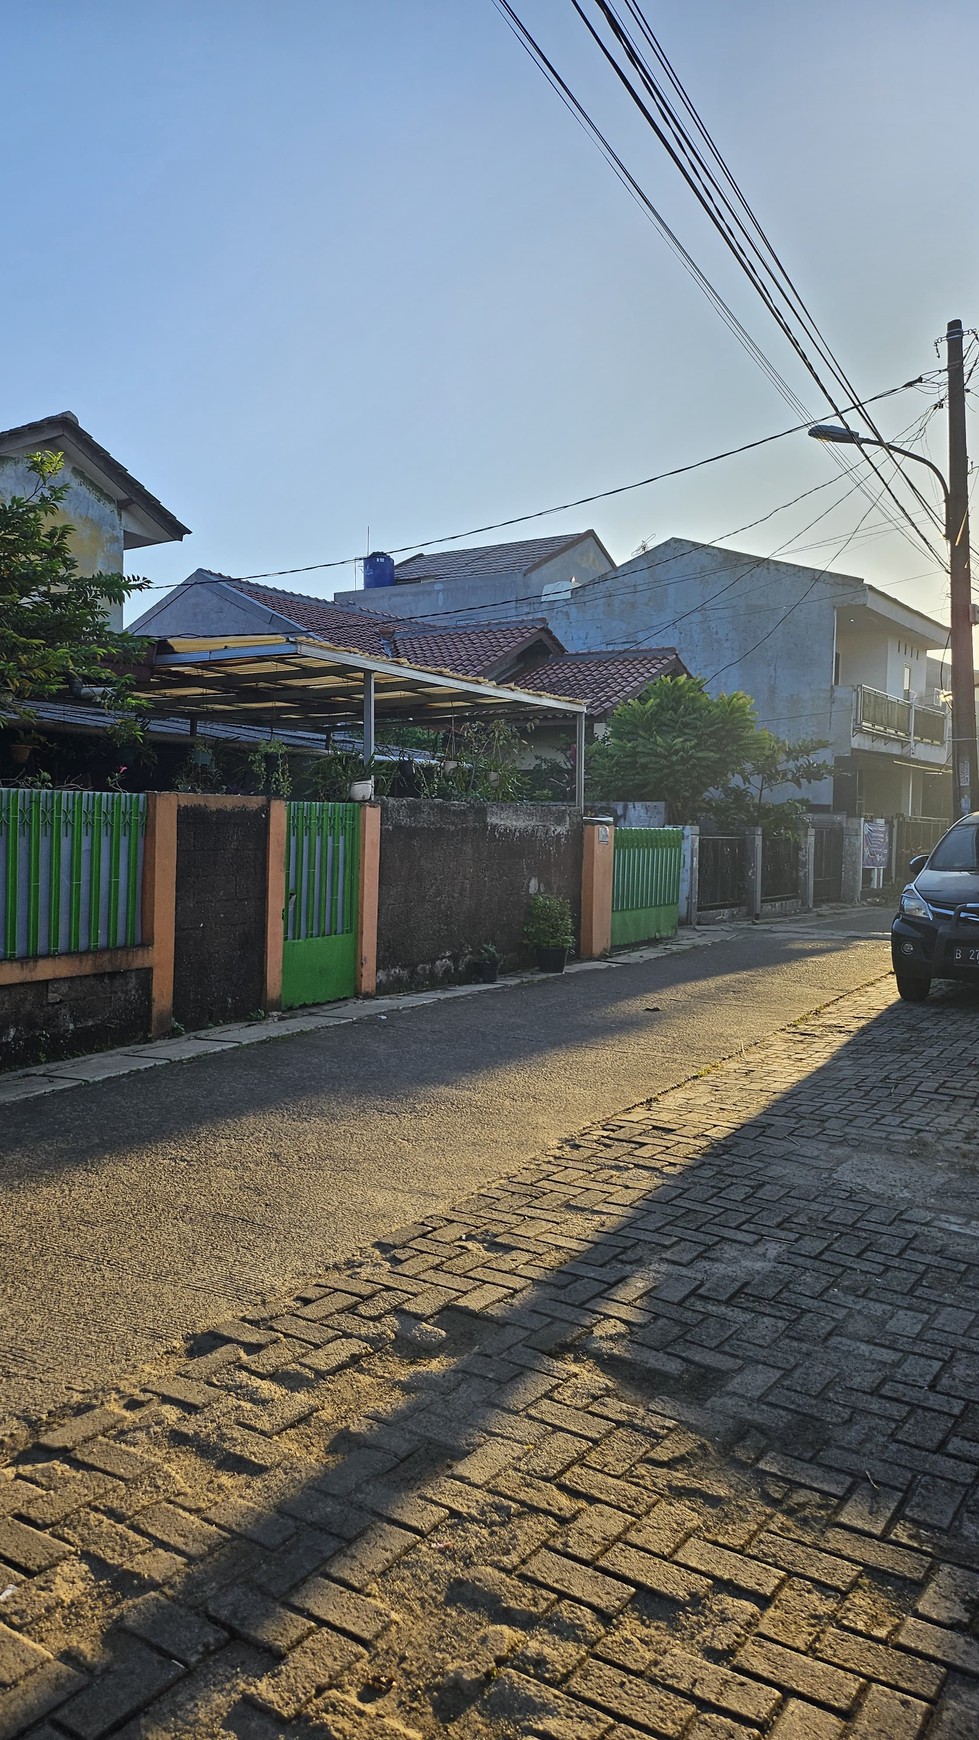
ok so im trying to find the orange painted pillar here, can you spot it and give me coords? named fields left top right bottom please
left=264, top=799, right=287, bottom=1013
left=143, top=791, right=178, bottom=1038
left=580, top=815, right=615, bottom=959
left=357, top=802, right=381, bottom=995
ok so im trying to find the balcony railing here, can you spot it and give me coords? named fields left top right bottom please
left=852, top=685, right=948, bottom=749
left=910, top=701, right=948, bottom=746
left=854, top=685, right=910, bottom=738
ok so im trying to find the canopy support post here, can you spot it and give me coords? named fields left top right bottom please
left=575, top=710, right=586, bottom=811
left=363, top=672, right=375, bottom=768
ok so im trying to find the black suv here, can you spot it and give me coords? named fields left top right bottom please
left=891, top=813, right=979, bottom=1000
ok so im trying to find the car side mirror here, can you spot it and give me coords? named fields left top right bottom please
left=908, top=853, right=928, bottom=876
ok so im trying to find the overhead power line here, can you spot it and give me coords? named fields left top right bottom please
left=497, top=0, right=947, bottom=568
left=572, top=0, right=949, bottom=561
left=221, top=377, right=923, bottom=585
left=490, top=0, right=813, bottom=420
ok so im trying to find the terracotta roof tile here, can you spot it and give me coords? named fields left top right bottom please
left=232, top=580, right=558, bottom=678
left=392, top=621, right=555, bottom=676
left=519, top=649, right=687, bottom=716
left=234, top=581, right=396, bottom=657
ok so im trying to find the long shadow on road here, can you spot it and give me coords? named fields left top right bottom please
left=0, top=930, right=888, bottom=1427
left=2, top=930, right=886, bottom=1181
left=4, top=975, right=979, bottom=1735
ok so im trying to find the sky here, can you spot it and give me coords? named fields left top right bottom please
left=1, top=0, right=976, bottom=632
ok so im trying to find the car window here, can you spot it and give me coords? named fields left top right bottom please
left=928, top=824, right=979, bottom=871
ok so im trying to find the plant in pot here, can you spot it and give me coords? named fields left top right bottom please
left=524, top=893, right=574, bottom=974
left=472, top=942, right=500, bottom=984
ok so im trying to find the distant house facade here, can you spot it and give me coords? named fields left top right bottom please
left=343, top=534, right=949, bottom=818
left=0, top=412, right=188, bottom=631
left=387, top=530, right=615, bottom=598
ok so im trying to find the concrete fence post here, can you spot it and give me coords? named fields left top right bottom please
left=357, top=802, right=381, bottom=994
left=681, top=825, right=699, bottom=926
left=842, top=816, right=864, bottom=904
left=580, top=816, right=615, bottom=958
left=801, top=826, right=815, bottom=910
left=746, top=827, right=763, bottom=920
left=142, top=791, right=178, bottom=1038
left=264, top=799, right=287, bottom=1014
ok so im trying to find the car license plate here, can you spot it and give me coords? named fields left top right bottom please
left=952, top=945, right=979, bottom=964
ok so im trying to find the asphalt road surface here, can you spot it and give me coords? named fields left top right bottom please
left=0, top=912, right=891, bottom=1432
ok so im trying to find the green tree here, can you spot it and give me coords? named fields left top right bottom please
left=0, top=451, right=150, bottom=730
left=703, top=733, right=831, bottom=837
left=586, top=675, right=759, bottom=819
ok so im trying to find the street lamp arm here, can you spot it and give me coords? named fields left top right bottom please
left=854, top=438, right=949, bottom=515
left=808, top=424, right=949, bottom=521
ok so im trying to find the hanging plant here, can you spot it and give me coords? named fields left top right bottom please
left=247, top=739, right=292, bottom=798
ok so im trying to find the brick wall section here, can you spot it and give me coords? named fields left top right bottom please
left=172, top=798, right=269, bottom=1031
left=0, top=968, right=152, bottom=1069
left=377, top=799, right=583, bottom=992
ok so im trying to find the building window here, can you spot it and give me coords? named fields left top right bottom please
left=903, top=663, right=912, bottom=698
left=834, top=651, right=841, bottom=685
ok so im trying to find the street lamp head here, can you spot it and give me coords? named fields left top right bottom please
left=808, top=424, right=863, bottom=445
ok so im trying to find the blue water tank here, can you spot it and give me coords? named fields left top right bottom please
left=364, top=550, right=396, bottom=589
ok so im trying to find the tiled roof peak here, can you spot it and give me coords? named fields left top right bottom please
left=519, top=649, right=687, bottom=716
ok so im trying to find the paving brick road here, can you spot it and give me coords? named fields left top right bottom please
left=2, top=969, right=979, bottom=1737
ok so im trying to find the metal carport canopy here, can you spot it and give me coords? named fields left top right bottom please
left=143, top=635, right=588, bottom=803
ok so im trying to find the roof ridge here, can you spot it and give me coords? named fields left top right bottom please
left=0, top=411, right=189, bottom=540
left=522, top=647, right=678, bottom=663
left=236, top=576, right=375, bottom=614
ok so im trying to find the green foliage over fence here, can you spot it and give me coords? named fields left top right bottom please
left=0, top=790, right=145, bottom=961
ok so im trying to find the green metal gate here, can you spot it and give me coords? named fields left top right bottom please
left=282, top=802, right=360, bottom=1007
left=1, top=789, right=145, bottom=961
left=612, top=826, right=682, bottom=946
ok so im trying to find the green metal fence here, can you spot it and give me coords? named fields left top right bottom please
left=1, top=789, right=146, bottom=962
left=282, top=801, right=360, bottom=1007
left=611, top=826, right=683, bottom=946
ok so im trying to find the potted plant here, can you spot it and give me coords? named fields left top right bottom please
left=524, top=893, right=574, bottom=974
left=473, top=942, right=500, bottom=984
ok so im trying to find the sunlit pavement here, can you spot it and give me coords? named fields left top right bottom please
left=3, top=956, right=979, bottom=1734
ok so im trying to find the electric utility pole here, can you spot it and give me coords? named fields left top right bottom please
left=946, top=317, right=978, bottom=818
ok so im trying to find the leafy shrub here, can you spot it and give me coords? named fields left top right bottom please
left=523, top=893, right=574, bottom=950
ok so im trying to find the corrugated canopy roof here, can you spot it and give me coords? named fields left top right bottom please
left=141, top=635, right=586, bottom=730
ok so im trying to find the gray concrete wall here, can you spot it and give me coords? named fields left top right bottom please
left=377, top=799, right=582, bottom=992
left=0, top=968, right=151, bottom=1070
left=172, top=798, right=269, bottom=1031
left=131, top=573, right=288, bottom=638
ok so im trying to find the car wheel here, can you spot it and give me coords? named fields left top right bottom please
left=896, top=974, right=931, bottom=1002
